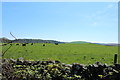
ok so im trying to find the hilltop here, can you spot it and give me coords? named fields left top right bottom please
left=69, top=41, right=89, bottom=44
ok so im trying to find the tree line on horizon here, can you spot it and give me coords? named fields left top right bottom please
left=0, top=37, right=64, bottom=44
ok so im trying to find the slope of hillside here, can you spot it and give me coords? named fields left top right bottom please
left=69, top=41, right=89, bottom=44
left=2, top=43, right=118, bottom=65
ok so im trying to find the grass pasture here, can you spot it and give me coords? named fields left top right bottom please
left=2, top=43, right=118, bottom=65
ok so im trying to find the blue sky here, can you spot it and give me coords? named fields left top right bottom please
left=2, top=2, right=118, bottom=43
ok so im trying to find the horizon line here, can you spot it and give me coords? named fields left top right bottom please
left=0, top=37, right=118, bottom=43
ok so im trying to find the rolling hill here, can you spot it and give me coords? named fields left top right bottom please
left=69, top=41, right=89, bottom=44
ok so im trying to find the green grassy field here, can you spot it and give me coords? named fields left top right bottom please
left=2, top=43, right=118, bottom=65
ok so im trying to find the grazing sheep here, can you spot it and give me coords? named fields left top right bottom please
left=43, top=44, right=45, bottom=46
left=55, top=43, right=58, bottom=45
left=31, top=43, right=33, bottom=45
left=16, top=44, right=19, bottom=45
left=2, top=44, right=7, bottom=46
left=22, top=44, right=26, bottom=46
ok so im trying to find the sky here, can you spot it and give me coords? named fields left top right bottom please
left=2, top=2, right=118, bottom=43
left=2, top=0, right=119, bottom=2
